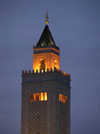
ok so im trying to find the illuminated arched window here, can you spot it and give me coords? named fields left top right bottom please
left=54, top=59, right=57, bottom=69
left=34, top=93, right=37, bottom=101
left=62, top=95, right=65, bottom=103
left=61, top=94, right=63, bottom=102
left=41, top=92, right=44, bottom=101
left=65, top=96, right=67, bottom=103
left=30, top=94, right=33, bottom=102
left=39, top=58, right=45, bottom=70
left=59, top=94, right=61, bottom=101
left=44, top=92, right=47, bottom=101
left=37, top=93, right=39, bottom=101
left=30, top=92, right=48, bottom=102
left=39, top=93, right=41, bottom=101
left=59, top=93, right=67, bottom=104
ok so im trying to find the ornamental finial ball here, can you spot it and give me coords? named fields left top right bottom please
left=45, top=12, right=49, bottom=24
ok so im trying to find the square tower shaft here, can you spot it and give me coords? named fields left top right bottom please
left=21, top=69, right=70, bottom=134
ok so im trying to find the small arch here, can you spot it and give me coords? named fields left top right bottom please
left=33, top=93, right=37, bottom=101
left=37, top=93, right=39, bottom=101
left=54, top=59, right=57, bottom=69
left=40, top=92, right=44, bottom=101
left=59, top=94, right=62, bottom=102
left=39, top=93, right=41, bottom=101
left=65, top=96, right=67, bottom=103
left=30, top=94, right=33, bottom=102
left=62, top=95, right=65, bottom=103
left=39, top=58, right=45, bottom=70
left=44, top=92, right=47, bottom=101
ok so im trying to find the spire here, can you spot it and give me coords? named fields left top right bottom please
left=36, top=25, right=56, bottom=47
left=45, top=11, right=49, bottom=24
left=35, top=13, right=59, bottom=50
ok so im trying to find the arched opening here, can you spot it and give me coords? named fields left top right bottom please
left=44, top=92, right=47, bottom=101
left=59, top=94, right=62, bottom=102
left=37, top=93, right=39, bottom=101
left=40, top=92, right=44, bottom=101
left=59, top=94, right=67, bottom=104
left=39, top=58, right=45, bottom=70
left=62, top=95, right=65, bottom=103
left=39, top=93, right=41, bottom=101
left=33, top=93, right=37, bottom=101
left=54, top=59, right=57, bottom=69
left=30, top=94, right=33, bottom=102
left=65, top=96, right=67, bottom=103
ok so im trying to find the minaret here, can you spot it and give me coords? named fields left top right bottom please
left=21, top=13, right=71, bottom=134
left=33, top=13, right=60, bottom=72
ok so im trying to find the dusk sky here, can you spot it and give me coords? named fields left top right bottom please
left=0, top=0, right=100, bottom=134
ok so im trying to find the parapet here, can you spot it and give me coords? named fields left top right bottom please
left=22, top=68, right=70, bottom=79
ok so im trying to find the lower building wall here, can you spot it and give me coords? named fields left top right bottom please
left=21, top=73, right=70, bottom=134
left=28, top=101, right=47, bottom=134
left=59, top=102, right=67, bottom=134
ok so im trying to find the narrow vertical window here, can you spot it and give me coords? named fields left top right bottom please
left=54, top=59, right=57, bottom=69
left=44, top=92, right=47, bottom=101
left=59, top=94, right=62, bottom=102
left=39, top=93, right=41, bottom=101
left=60, top=94, right=63, bottom=102
left=30, top=94, right=33, bottom=102
left=34, top=93, right=37, bottom=101
left=41, top=92, right=44, bottom=101
left=37, top=93, right=39, bottom=101
left=65, top=96, right=67, bottom=103
left=62, top=95, right=65, bottom=103
left=40, top=58, right=45, bottom=70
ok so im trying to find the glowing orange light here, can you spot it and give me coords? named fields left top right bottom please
left=30, top=94, right=33, bottom=102
left=44, top=92, right=47, bottom=101
left=34, top=93, right=37, bottom=101
left=37, top=93, right=39, bottom=101
left=41, top=92, right=44, bottom=101
left=41, top=70, right=43, bottom=73
left=59, top=94, right=67, bottom=104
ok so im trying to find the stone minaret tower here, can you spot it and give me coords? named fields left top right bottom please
left=21, top=13, right=71, bottom=134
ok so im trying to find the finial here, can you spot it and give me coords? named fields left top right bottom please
left=45, top=11, right=49, bottom=24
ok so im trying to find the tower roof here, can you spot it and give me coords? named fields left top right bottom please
left=36, top=25, right=56, bottom=47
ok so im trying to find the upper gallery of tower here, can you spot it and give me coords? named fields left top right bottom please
left=33, top=13, right=60, bottom=71
left=22, top=13, right=70, bottom=78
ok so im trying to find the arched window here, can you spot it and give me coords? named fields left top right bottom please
left=41, top=92, right=44, bottom=101
left=60, top=94, right=63, bottom=102
left=34, top=93, right=37, bottom=101
left=54, top=59, right=57, bottom=69
left=62, top=95, right=65, bottom=103
left=39, top=58, right=45, bottom=70
left=39, top=93, right=41, bottom=101
left=44, top=92, right=47, bottom=101
left=59, top=93, right=67, bottom=104
left=65, top=96, right=67, bottom=104
left=59, top=94, right=62, bottom=102
left=37, top=93, right=39, bottom=101
left=30, top=94, right=33, bottom=102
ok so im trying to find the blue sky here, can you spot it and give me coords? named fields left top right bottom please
left=0, top=0, right=100, bottom=134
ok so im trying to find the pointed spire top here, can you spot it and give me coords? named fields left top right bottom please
left=36, top=25, right=56, bottom=47
left=45, top=11, right=49, bottom=24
